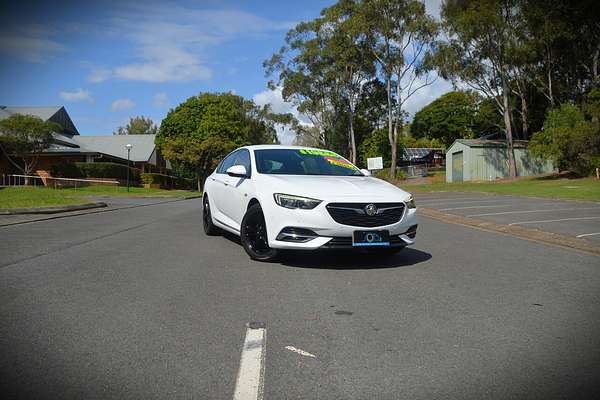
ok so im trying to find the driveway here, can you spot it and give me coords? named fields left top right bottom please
left=1, top=199, right=598, bottom=399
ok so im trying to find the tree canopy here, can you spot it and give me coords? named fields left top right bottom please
left=156, top=92, right=292, bottom=189
left=0, top=114, right=60, bottom=176
left=411, top=91, right=501, bottom=146
left=114, top=116, right=159, bottom=135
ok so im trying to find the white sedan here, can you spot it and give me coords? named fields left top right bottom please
left=203, top=145, right=418, bottom=261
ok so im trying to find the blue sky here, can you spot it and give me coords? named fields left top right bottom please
left=0, top=0, right=448, bottom=143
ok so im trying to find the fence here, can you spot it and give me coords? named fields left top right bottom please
left=398, top=165, right=429, bottom=178
left=1, top=174, right=119, bottom=189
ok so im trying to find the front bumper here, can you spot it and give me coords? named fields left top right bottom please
left=265, top=200, right=418, bottom=250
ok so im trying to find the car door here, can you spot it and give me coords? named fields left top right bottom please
left=209, top=150, right=238, bottom=226
left=219, top=149, right=253, bottom=228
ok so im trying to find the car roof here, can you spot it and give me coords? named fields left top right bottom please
left=243, top=144, right=338, bottom=152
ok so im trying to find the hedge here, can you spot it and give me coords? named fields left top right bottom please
left=51, top=162, right=141, bottom=182
left=140, top=173, right=195, bottom=190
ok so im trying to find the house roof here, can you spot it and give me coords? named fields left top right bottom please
left=0, top=106, right=79, bottom=135
left=453, top=139, right=530, bottom=149
left=72, top=135, right=157, bottom=162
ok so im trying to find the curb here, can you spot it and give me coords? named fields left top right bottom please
left=0, top=202, right=107, bottom=215
left=0, top=196, right=200, bottom=227
left=418, top=207, right=600, bottom=257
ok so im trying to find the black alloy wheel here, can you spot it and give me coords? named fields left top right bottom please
left=240, top=204, right=279, bottom=262
left=203, top=195, right=219, bottom=236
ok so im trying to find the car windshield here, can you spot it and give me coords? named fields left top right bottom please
left=254, top=148, right=363, bottom=176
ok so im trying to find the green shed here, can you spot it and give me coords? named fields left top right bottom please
left=445, top=139, right=555, bottom=182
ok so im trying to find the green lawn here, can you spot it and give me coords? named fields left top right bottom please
left=403, top=176, right=600, bottom=201
left=0, top=186, right=200, bottom=209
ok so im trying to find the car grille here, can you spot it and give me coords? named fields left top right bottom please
left=325, top=202, right=405, bottom=227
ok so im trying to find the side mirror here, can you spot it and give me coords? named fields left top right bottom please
left=360, top=169, right=372, bottom=176
left=226, top=165, right=248, bottom=178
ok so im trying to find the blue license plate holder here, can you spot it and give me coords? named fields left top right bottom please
left=352, top=230, right=390, bottom=247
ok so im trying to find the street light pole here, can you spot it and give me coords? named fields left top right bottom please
left=126, top=143, right=132, bottom=192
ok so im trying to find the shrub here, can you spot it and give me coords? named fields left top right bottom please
left=529, top=103, right=600, bottom=176
left=51, top=162, right=141, bottom=182
left=140, top=173, right=195, bottom=189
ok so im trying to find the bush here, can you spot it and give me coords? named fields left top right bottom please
left=529, top=103, right=600, bottom=176
left=52, top=162, right=141, bottom=182
left=140, top=173, right=195, bottom=189
left=374, top=168, right=406, bottom=181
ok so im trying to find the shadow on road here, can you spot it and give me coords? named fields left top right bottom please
left=277, top=247, right=432, bottom=270
left=220, top=231, right=432, bottom=270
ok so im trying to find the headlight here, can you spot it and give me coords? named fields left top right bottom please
left=273, top=193, right=322, bottom=210
left=406, top=195, right=416, bottom=209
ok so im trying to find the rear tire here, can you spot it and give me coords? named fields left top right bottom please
left=240, top=204, right=279, bottom=262
left=203, top=195, right=220, bottom=236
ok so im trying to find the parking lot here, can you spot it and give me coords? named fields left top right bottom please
left=415, top=192, right=600, bottom=243
left=1, top=198, right=599, bottom=399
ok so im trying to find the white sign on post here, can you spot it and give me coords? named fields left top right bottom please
left=367, top=156, right=383, bottom=171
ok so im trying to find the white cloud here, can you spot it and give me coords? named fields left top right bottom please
left=111, top=98, right=135, bottom=112
left=153, top=92, right=169, bottom=107
left=59, top=88, right=94, bottom=103
left=403, top=77, right=454, bottom=119
left=253, top=87, right=312, bottom=145
left=88, top=67, right=112, bottom=83
left=0, top=24, right=65, bottom=63
left=100, top=5, right=293, bottom=83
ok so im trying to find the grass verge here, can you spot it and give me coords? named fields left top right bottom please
left=402, top=176, right=600, bottom=201
left=0, top=186, right=199, bottom=209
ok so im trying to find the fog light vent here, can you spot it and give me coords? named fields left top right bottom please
left=276, top=227, right=318, bottom=243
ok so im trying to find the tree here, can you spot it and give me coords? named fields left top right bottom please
left=0, top=114, right=59, bottom=180
left=411, top=91, right=502, bottom=145
left=155, top=92, right=289, bottom=190
left=265, top=20, right=341, bottom=149
left=356, top=0, right=439, bottom=178
left=436, top=0, right=526, bottom=178
left=529, top=103, right=600, bottom=176
left=321, top=0, right=376, bottom=163
left=114, top=116, right=158, bottom=135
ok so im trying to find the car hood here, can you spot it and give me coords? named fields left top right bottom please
left=259, top=174, right=411, bottom=201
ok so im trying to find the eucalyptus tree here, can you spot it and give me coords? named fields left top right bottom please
left=436, top=0, right=525, bottom=178
left=264, top=20, right=341, bottom=149
left=321, top=0, right=376, bottom=163
left=356, top=0, right=439, bottom=178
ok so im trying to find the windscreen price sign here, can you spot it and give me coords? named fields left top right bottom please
left=367, top=157, right=383, bottom=171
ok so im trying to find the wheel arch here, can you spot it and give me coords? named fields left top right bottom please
left=247, top=197, right=260, bottom=210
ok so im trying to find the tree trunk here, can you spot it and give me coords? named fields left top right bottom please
left=386, top=74, right=395, bottom=179
left=502, top=85, right=517, bottom=179
left=547, top=61, right=554, bottom=107
left=521, top=95, right=529, bottom=140
left=348, top=105, right=357, bottom=165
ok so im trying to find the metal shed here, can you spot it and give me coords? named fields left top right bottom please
left=445, top=139, right=555, bottom=182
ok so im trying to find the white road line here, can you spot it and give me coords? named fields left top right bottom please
left=468, top=207, right=600, bottom=217
left=576, top=232, right=600, bottom=238
left=418, top=197, right=498, bottom=204
left=438, top=205, right=510, bottom=211
left=508, top=216, right=600, bottom=226
left=422, top=199, right=513, bottom=207
left=234, top=323, right=266, bottom=400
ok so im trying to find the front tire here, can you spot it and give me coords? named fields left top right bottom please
left=203, top=195, right=219, bottom=236
left=240, top=204, right=279, bottom=262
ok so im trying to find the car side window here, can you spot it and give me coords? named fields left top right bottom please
left=217, top=151, right=239, bottom=174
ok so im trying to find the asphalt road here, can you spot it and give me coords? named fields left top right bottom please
left=1, top=199, right=599, bottom=399
left=415, top=192, right=600, bottom=243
